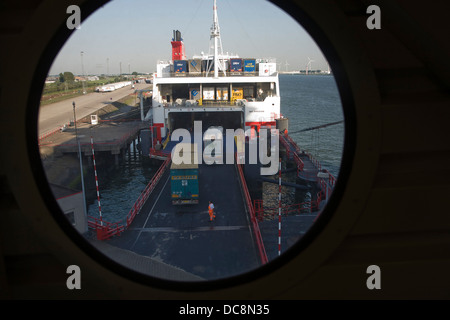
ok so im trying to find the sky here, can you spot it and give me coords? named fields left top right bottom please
left=49, top=0, right=330, bottom=76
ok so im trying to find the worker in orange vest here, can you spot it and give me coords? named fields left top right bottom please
left=208, top=201, right=215, bottom=221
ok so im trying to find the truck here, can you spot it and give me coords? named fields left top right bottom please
left=170, top=144, right=199, bottom=205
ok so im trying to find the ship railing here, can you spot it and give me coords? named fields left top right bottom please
left=316, top=169, right=337, bottom=205
left=149, top=148, right=170, bottom=159
left=281, top=132, right=338, bottom=211
left=164, top=100, right=243, bottom=108
left=87, top=156, right=172, bottom=240
left=163, top=99, right=267, bottom=109
left=87, top=216, right=126, bottom=240
left=160, top=71, right=271, bottom=78
left=283, top=132, right=301, bottom=154
left=281, top=131, right=338, bottom=183
left=279, top=134, right=305, bottom=174
left=234, top=153, right=268, bottom=265
left=125, top=156, right=172, bottom=228
left=38, top=123, right=70, bottom=145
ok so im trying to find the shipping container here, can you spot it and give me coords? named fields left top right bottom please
left=216, top=87, right=229, bottom=101
left=230, top=58, right=243, bottom=72
left=243, top=59, right=256, bottom=73
left=189, top=59, right=202, bottom=74
left=231, top=88, right=243, bottom=102
left=170, top=144, right=199, bottom=205
left=173, top=60, right=187, bottom=74
left=190, top=88, right=201, bottom=101
left=258, top=62, right=277, bottom=76
left=203, top=87, right=215, bottom=100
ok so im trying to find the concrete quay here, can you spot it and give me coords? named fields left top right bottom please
left=39, top=120, right=151, bottom=161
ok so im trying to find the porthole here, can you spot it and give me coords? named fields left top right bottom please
left=28, top=0, right=357, bottom=291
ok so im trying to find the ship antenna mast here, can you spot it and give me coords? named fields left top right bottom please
left=209, top=0, right=226, bottom=78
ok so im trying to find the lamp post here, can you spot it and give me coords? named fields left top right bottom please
left=80, top=51, right=86, bottom=94
left=73, top=101, right=87, bottom=230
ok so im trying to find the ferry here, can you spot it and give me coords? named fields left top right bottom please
left=145, top=0, right=281, bottom=152
left=85, top=0, right=333, bottom=275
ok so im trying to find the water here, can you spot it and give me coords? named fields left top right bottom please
left=87, top=145, right=157, bottom=223
left=87, top=74, right=344, bottom=223
left=262, top=74, right=344, bottom=215
left=279, top=74, right=344, bottom=178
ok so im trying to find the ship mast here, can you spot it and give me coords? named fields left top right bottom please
left=210, top=0, right=226, bottom=78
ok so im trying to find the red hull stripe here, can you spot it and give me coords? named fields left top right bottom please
left=245, top=121, right=276, bottom=127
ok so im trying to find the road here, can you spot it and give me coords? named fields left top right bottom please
left=38, top=82, right=151, bottom=135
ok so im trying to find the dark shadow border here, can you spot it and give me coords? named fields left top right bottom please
left=26, top=0, right=356, bottom=292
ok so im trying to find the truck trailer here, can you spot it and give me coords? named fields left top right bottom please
left=170, top=144, right=199, bottom=205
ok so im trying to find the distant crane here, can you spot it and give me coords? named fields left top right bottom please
left=285, top=60, right=289, bottom=72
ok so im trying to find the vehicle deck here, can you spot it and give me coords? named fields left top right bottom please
left=258, top=214, right=318, bottom=262
left=105, top=162, right=261, bottom=280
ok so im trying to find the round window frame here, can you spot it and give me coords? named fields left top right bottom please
left=5, top=0, right=381, bottom=296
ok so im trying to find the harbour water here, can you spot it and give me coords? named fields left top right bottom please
left=87, top=74, right=344, bottom=223
left=279, top=74, right=344, bottom=178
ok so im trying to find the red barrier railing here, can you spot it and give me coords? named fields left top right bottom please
left=283, top=132, right=301, bottom=154
left=38, top=122, right=71, bottom=145
left=87, top=156, right=171, bottom=240
left=280, top=134, right=304, bottom=171
left=281, top=132, right=337, bottom=192
left=235, top=153, right=268, bottom=265
left=288, top=132, right=323, bottom=172
left=125, top=156, right=171, bottom=227
left=149, top=148, right=170, bottom=159
left=292, top=152, right=305, bottom=173
left=254, top=199, right=264, bottom=221
left=87, top=216, right=126, bottom=240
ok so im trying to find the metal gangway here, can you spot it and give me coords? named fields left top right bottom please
left=279, top=131, right=337, bottom=211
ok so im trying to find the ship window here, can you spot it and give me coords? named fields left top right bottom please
left=243, top=86, right=255, bottom=99
left=31, top=0, right=351, bottom=292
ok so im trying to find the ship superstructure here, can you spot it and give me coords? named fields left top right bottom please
left=145, top=0, right=280, bottom=146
